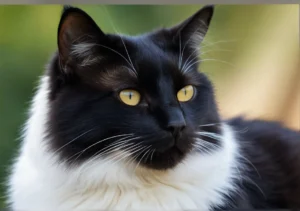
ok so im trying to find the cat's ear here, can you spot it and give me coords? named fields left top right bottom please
left=169, top=5, right=214, bottom=50
left=57, top=5, right=105, bottom=71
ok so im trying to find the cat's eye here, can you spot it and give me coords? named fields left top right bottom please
left=119, top=89, right=141, bottom=106
left=177, top=85, right=195, bottom=102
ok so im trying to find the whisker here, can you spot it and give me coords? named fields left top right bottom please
left=83, top=134, right=155, bottom=168
left=243, top=175, right=266, bottom=199
left=65, top=133, right=133, bottom=163
left=195, top=132, right=222, bottom=141
left=183, top=48, right=233, bottom=70
left=200, top=39, right=238, bottom=49
left=52, top=127, right=97, bottom=155
left=179, top=27, right=205, bottom=70
left=193, top=143, right=211, bottom=154
left=183, top=58, right=237, bottom=74
left=143, top=147, right=153, bottom=164
left=200, top=49, right=233, bottom=55
left=231, top=127, right=249, bottom=134
left=238, top=154, right=261, bottom=179
left=201, top=58, right=236, bottom=68
left=83, top=142, right=142, bottom=172
left=119, top=37, right=137, bottom=75
left=120, top=145, right=148, bottom=168
left=150, top=149, right=155, bottom=164
left=194, top=137, right=222, bottom=151
left=99, top=136, right=137, bottom=152
left=91, top=136, right=141, bottom=159
left=104, top=144, right=143, bottom=167
left=181, top=38, right=237, bottom=72
left=195, top=138, right=221, bottom=147
left=133, top=146, right=152, bottom=174
left=95, top=43, right=135, bottom=72
left=182, top=58, right=201, bottom=73
left=233, top=163, right=244, bottom=188
left=101, top=6, right=138, bottom=76
left=181, top=48, right=199, bottom=72
left=178, top=32, right=182, bottom=69
left=124, top=145, right=148, bottom=167
left=198, top=122, right=222, bottom=127
left=194, top=139, right=220, bottom=149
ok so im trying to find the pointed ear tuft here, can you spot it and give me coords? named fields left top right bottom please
left=170, top=5, right=214, bottom=50
left=57, top=6, right=105, bottom=71
left=62, top=5, right=73, bottom=13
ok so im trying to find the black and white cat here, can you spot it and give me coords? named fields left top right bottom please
left=7, top=5, right=300, bottom=210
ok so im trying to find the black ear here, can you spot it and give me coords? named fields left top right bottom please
left=57, top=5, right=105, bottom=71
left=170, top=5, right=214, bottom=51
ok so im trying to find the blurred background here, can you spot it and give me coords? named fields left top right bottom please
left=0, top=4, right=299, bottom=205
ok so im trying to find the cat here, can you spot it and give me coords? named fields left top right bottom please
left=6, top=5, right=300, bottom=211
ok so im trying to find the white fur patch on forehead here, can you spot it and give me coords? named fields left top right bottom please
left=70, top=42, right=102, bottom=67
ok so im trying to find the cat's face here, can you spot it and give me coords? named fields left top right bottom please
left=47, top=5, right=222, bottom=170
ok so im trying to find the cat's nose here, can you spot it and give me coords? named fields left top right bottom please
left=167, top=120, right=186, bottom=138
left=166, top=108, right=186, bottom=138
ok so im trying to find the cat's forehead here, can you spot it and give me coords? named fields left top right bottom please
left=74, top=34, right=199, bottom=92
left=118, top=34, right=178, bottom=70
left=57, top=5, right=213, bottom=96
left=131, top=35, right=185, bottom=75
left=88, top=35, right=181, bottom=89
left=95, top=56, right=180, bottom=92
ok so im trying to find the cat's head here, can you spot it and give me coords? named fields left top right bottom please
left=47, top=5, right=222, bottom=170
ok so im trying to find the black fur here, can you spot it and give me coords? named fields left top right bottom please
left=47, top=5, right=221, bottom=170
left=213, top=117, right=300, bottom=210
left=46, top=5, right=300, bottom=209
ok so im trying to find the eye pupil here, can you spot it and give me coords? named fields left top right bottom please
left=119, top=89, right=141, bottom=106
left=177, top=85, right=194, bottom=102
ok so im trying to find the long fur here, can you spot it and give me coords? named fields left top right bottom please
left=6, top=5, right=300, bottom=210
left=7, top=76, right=240, bottom=210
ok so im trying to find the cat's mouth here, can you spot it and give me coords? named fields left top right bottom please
left=162, top=145, right=185, bottom=157
left=142, top=145, right=186, bottom=170
left=135, top=136, right=193, bottom=170
left=155, top=137, right=178, bottom=153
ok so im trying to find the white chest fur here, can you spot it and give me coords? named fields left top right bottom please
left=7, top=76, right=240, bottom=210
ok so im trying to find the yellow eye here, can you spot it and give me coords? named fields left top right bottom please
left=119, top=89, right=141, bottom=106
left=177, top=85, right=195, bottom=102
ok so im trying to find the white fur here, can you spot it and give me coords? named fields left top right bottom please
left=7, top=76, right=241, bottom=210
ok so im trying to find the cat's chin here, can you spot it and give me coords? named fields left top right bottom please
left=139, top=145, right=189, bottom=170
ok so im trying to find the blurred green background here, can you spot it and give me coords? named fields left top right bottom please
left=0, top=5, right=299, bottom=206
